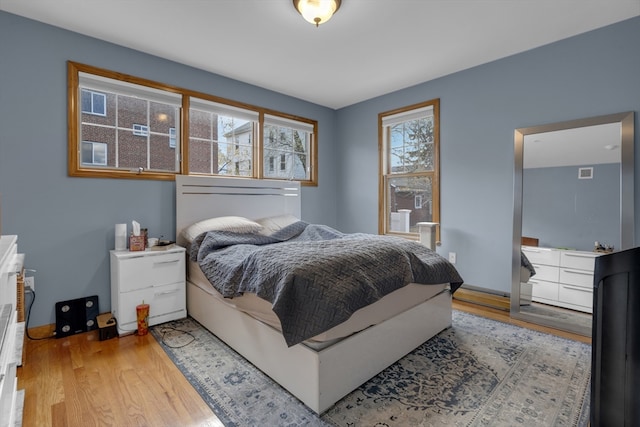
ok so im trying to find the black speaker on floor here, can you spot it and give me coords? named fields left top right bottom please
left=55, top=295, right=99, bottom=338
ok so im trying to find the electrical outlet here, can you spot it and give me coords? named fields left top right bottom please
left=24, top=276, right=35, bottom=292
left=448, top=252, right=456, bottom=264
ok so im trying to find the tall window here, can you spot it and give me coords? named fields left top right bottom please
left=379, top=99, right=440, bottom=240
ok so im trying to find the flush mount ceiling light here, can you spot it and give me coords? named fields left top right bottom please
left=293, top=0, right=342, bottom=27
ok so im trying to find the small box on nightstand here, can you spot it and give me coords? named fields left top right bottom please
left=97, top=313, right=117, bottom=341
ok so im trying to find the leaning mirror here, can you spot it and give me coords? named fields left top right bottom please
left=511, top=112, right=634, bottom=336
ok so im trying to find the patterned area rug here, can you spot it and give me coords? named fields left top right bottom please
left=520, top=303, right=592, bottom=330
left=151, top=311, right=591, bottom=426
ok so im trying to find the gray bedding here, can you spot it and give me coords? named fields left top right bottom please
left=191, top=221, right=464, bottom=346
left=521, top=251, right=536, bottom=277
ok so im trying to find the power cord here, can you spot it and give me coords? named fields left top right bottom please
left=23, top=278, right=193, bottom=344
left=155, top=325, right=195, bottom=348
left=24, top=288, right=55, bottom=340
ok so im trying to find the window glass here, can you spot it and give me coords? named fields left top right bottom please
left=263, top=114, right=313, bottom=181
left=76, top=71, right=181, bottom=174
left=390, top=117, right=434, bottom=173
left=188, top=98, right=258, bottom=177
left=81, top=89, right=106, bottom=116
left=386, top=175, right=433, bottom=232
left=69, top=62, right=318, bottom=185
left=81, top=141, right=107, bottom=166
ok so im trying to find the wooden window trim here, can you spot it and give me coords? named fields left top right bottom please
left=68, top=61, right=318, bottom=186
left=378, top=98, right=440, bottom=241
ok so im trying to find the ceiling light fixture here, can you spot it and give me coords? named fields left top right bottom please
left=293, top=0, right=341, bottom=27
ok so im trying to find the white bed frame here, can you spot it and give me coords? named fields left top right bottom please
left=176, top=175, right=453, bottom=414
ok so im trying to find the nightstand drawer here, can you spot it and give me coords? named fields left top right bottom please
left=117, top=282, right=186, bottom=332
left=117, top=252, right=185, bottom=292
left=110, top=247, right=187, bottom=336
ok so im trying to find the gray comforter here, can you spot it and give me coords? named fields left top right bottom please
left=521, top=251, right=536, bottom=277
left=191, top=221, right=464, bottom=346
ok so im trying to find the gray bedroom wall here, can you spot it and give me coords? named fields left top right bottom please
left=522, top=163, right=621, bottom=251
left=0, top=11, right=338, bottom=327
left=335, top=16, right=640, bottom=294
left=1, top=10, right=639, bottom=326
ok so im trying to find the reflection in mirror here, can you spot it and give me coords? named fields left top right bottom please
left=512, top=112, right=634, bottom=336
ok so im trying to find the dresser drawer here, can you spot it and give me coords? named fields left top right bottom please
left=558, top=283, right=593, bottom=311
left=559, top=267, right=594, bottom=288
left=560, top=251, right=600, bottom=272
left=528, top=264, right=559, bottom=283
left=116, top=252, right=185, bottom=292
left=117, top=282, right=186, bottom=332
left=522, top=246, right=560, bottom=266
left=530, top=279, right=559, bottom=301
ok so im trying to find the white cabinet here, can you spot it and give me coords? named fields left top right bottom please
left=0, top=235, right=24, bottom=427
left=523, top=247, right=560, bottom=305
left=557, top=251, right=600, bottom=312
left=110, top=248, right=186, bottom=336
left=522, top=245, right=600, bottom=313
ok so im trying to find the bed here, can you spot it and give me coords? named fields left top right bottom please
left=176, top=175, right=463, bottom=414
left=519, top=251, right=537, bottom=305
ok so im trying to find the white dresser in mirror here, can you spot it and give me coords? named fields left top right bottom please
left=522, top=245, right=601, bottom=313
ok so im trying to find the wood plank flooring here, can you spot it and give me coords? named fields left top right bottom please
left=18, top=299, right=590, bottom=426
left=452, top=288, right=511, bottom=311
left=18, top=326, right=221, bottom=427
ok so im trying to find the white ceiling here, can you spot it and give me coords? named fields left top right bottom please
left=523, top=123, right=622, bottom=169
left=1, top=0, right=639, bottom=109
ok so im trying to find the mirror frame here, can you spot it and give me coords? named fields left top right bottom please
left=511, top=111, right=635, bottom=335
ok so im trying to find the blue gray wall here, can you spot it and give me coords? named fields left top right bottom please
left=335, top=16, right=640, bottom=294
left=522, top=163, right=621, bottom=251
left=0, top=11, right=338, bottom=327
left=1, top=11, right=639, bottom=326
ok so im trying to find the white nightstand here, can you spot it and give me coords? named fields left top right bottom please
left=110, top=247, right=186, bottom=336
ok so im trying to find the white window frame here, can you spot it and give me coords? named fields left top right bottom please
left=132, top=124, right=149, bottom=136
left=81, top=89, right=107, bottom=116
left=414, top=195, right=423, bottom=209
left=169, top=127, right=176, bottom=148
left=82, top=141, right=107, bottom=166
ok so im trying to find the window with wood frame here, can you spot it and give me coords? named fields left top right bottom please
left=68, top=61, right=318, bottom=185
left=379, top=99, right=440, bottom=241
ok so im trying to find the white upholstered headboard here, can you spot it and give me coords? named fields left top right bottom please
left=175, top=175, right=301, bottom=238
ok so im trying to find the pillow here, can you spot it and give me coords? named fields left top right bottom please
left=181, top=216, right=263, bottom=244
left=256, top=214, right=300, bottom=236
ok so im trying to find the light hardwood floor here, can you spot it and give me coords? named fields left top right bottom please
left=18, top=325, right=221, bottom=427
left=18, top=298, right=590, bottom=427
